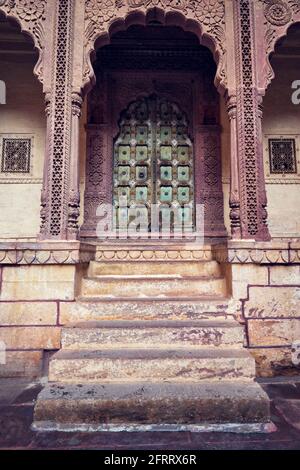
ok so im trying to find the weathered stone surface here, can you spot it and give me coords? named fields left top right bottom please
left=88, top=260, right=221, bottom=277
left=49, top=348, right=255, bottom=383
left=270, top=266, right=300, bottom=286
left=248, top=319, right=300, bottom=347
left=250, top=347, right=300, bottom=378
left=62, top=320, right=244, bottom=349
left=0, top=327, right=61, bottom=350
left=0, top=351, right=43, bottom=378
left=244, top=286, right=300, bottom=318
left=0, top=265, right=76, bottom=301
left=81, top=276, right=227, bottom=298
left=231, top=265, right=269, bottom=300
left=59, top=298, right=240, bottom=323
left=274, top=399, right=300, bottom=431
left=33, top=381, right=270, bottom=426
left=0, top=302, right=57, bottom=325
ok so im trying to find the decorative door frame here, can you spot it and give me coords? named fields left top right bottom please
left=80, top=64, right=226, bottom=240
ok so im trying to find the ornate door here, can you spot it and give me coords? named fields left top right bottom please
left=113, top=95, right=194, bottom=235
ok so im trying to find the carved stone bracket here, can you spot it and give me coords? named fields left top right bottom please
left=83, top=0, right=227, bottom=94
left=260, top=0, right=300, bottom=88
left=0, top=0, right=47, bottom=83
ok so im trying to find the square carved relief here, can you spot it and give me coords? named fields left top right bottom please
left=0, top=134, right=34, bottom=181
left=264, top=134, right=300, bottom=183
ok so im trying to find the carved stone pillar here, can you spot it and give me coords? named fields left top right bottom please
left=226, top=94, right=242, bottom=239
left=233, top=0, right=271, bottom=241
left=195, top=125, right=227, bottom=239
left=39, top=0, right=78, bottom=240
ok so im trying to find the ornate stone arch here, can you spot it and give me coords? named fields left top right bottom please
left=83, top=1, right=227, bottom=95
left=261, top=0, right=300, bottom=90
left=0, top=0, right=47, bottom=84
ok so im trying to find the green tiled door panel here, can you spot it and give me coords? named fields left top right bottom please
left=178, top=166, right=190, bottom=182
left=136, top=166, right=148, bottom=181
left=160, top=186, right=173, bottom=202
left=136, top=146, right=148, bottom=161
left=114, top=96, right=194, bottom=232
left=160, top=166, right=172, bottom=181
left=135, top=186, right=148, bottom=202
left=136, top=126, right=148, bottom=144
left=160, top=146, right=172, bottom=161
left=178, top=186, right=190, bottom=203
left=118, top=145, right=131, bottom=162
left=118, top=166, right=131, bottom=183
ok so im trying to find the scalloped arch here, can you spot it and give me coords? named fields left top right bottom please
left=83, top=6, right=227, bottom=96
left=265, top=20, right=300, bottom=92
left=0, top=7, right=45, bottom=84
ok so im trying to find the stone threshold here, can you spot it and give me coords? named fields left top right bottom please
left=32, top=421, right=276, bottom=434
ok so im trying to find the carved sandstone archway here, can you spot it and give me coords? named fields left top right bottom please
left=261, top=0, right=300, bottom=91
left=0, top=0, right=47, bottom=84
left=82, top=2, right=227, bottom=95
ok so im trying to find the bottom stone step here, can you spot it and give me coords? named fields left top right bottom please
left=33, top=381, right=271, bottom=430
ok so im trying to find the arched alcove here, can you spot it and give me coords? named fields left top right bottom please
left=262, top=23, right=300, bottom=239
left=0, top=13, right=46, bottom=240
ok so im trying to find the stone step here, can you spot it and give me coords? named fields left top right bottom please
left=88, top=260, right=221, bottom=277
left=59, top=298, right=240, bottom=323
left=61, top=320, right=244, bottom=349
left=80, top=276, right=227, bottom=298
left=33, top=381, right=270, bottom=430
left=48, top=348, right=255, bottom=383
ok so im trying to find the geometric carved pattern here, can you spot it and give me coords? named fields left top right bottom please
left=47, top=0, right=73, bottom=237
left=1, top=138, right=31, bottom=173
left=269, top=138, right=297, bottom=174
left=239, top=0, right=259, bottom=237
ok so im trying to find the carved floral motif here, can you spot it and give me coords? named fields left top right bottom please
left=264, top=0, right=292, bottom=26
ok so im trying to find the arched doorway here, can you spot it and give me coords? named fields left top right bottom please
left=81, top=22, right=226, bottom=240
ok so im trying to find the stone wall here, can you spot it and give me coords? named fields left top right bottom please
left=0, top=242, right=92, bottom=378
left=216, top=241, right=300, bottom=377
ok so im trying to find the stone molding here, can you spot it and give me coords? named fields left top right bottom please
left=0, top=0, right=47, bottom=83
left=0, top=242, right=94, bottom=265
left=0, top=240, right=299, bottom=265
left=213, top=240, right=300, bottom=264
